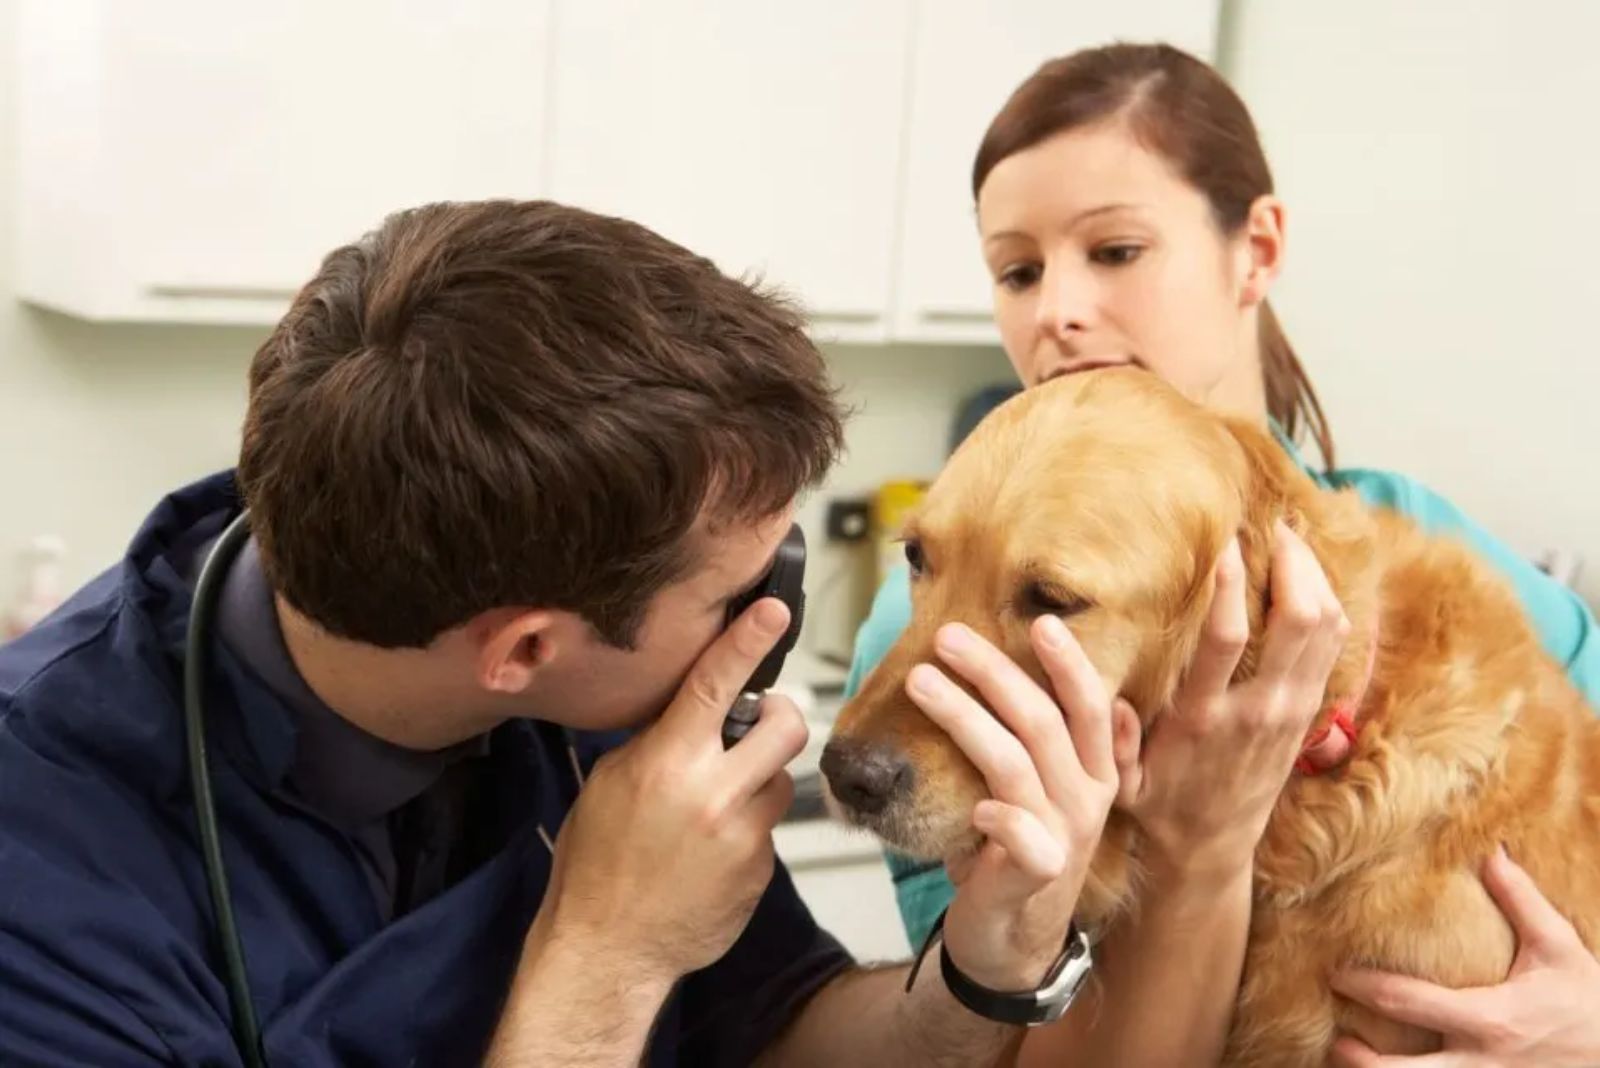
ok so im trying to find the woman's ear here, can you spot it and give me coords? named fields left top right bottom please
left=1239, top=195, right=1287, bottom=308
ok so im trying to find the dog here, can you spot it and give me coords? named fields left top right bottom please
left=822, top=367, right=1599, bottom=1065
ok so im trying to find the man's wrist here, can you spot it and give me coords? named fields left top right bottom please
left=484, top=919, right=677, bottom=1066
left=530, top=918, right=680, bottom=1004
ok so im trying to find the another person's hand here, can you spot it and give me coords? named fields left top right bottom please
left=1329, top=845, right=1600, bottom=1067
left=1112, top=522, right=1350, bottom=883
left=905, top=614, right=1120, bottom=991
left=529, top=598, right=808, bottom=986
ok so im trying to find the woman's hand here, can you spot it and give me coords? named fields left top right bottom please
left=1329, top=846, right=1600, bottom=1067
left=1113, top=521, right=1350, bottom=882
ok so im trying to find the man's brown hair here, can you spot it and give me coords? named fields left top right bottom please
left=238, top=199, right=845, bottom=649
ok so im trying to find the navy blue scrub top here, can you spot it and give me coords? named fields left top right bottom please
left=0, top=473, right=853, bottom=1067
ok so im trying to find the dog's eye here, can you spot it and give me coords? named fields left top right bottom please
left=1022, top=582, right=1090, bottom=618
left=903, top=539, right=926, bottom=576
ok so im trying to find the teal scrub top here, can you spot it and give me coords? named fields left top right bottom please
left=843, top=425, right=1600, bottom=949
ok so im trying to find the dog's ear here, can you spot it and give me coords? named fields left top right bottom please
left=1123, top=419, right=1293, bottom=715
left=1216, top=417, right=1314, bottom=679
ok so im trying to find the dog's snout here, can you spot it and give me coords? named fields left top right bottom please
left=820, top=738, right=913, bottom=816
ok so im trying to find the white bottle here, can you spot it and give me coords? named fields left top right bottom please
left=4, top=535, right=67, bottom=640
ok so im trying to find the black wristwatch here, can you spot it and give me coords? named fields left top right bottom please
left=903, top=907, right=1094, bottom=1027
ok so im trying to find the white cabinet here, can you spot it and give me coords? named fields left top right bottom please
left=892, top=1, right=1222, bottom=343
left=544, top=0, right=912, bottom=342
left=15, top=2, right=1221, bottom=339
left=16, top=1, right=550, bottom=324
left=775, top=819, right=913, bottom=964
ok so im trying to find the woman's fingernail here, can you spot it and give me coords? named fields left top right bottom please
left=1038, top=614, right=1069, bottom=649
left=938, top=623, right=973, bottom=656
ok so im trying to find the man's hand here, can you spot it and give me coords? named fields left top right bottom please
left=905, top=614, right=1120, bottom=992
left=1329, top=846, right=1600, bottom=1067
left=535, top=596, right=809, bottom=980
left=487, top=597, right=808, bottom=1066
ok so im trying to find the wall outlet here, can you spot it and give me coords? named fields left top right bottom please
left=824, top=497, right=871, bottom=543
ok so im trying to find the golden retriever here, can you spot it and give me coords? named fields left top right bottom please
left=823, top=367, right=1599, bottom=1065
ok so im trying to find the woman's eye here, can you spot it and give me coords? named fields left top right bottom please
left=1091, top=244, right=1143, bottom=267
left=904, top=539, right=926, bottom=576
left=996, top=263, right=1042, bottom=292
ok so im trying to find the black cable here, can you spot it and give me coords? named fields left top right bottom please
left=183, top=510, right=267, bottom=1068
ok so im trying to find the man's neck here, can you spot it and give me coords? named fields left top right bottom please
left=274, top=595, right=504, bottom=752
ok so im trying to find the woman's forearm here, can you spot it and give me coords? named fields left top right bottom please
left=1016, top=864, right=1253, bottom=1068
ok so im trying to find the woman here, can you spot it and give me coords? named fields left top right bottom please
left=845, top=42, right=1600, bottom=1066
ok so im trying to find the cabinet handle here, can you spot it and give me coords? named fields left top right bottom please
left=807, top=311, right=882, bottom=325
left=145, top=284, right=299, bottom=302
left=917, top=309, right=993, bottom=324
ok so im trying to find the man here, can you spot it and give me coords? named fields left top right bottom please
left=0, top=200, right=1117, bottom=1066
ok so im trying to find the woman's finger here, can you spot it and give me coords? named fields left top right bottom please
left=1111, top=698, right=1143, bottom=808
left=1328, top=967, right=1487, bottom=1037
left=1298, top=586, right=1351, bottom=692
left=1253, top=522, right=1326, bottom=683
left=906, top=660, right=1051, bottom=814
left=1482, top=844, right=1583, bottom=955
left=933, top=622, right=1085, bottom=806
left=1172, top=537, right=1249, bottom=706
left=1031, top=614, right=1117, bottom=788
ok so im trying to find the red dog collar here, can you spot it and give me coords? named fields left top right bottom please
left=1295, top=627, right=1378, bottom=777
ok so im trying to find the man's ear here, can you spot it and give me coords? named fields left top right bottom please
left=473, top=608, right=561, bottom=695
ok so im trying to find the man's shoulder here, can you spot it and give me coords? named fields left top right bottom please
left=1, top=583, right=193, bottom=900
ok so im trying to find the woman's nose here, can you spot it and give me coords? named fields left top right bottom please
left=1033, top=264, right=1095, bottom=341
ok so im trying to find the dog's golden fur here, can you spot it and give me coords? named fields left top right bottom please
left=828, top=368, right=1599, bottom=1065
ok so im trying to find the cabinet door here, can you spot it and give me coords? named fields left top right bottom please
left=113, top=1, right=551, bottom=306
left=546, top=0, right=912, bottom=340
left=894, top=1, right=1220, bottom=342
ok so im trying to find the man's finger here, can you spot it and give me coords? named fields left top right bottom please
left=1031, top=615, right=1117, bottom=788
left=1483, top=844, right=1581, bottom=955
left=661, top=597, right=790, bottom=740
left=1174, top=537, right=1248, bottom=704
left=944, top=847, right=978, bottom=887
left=1329, top=967, right=1486, bottom=1036
left=721, top=694, right=810, bottom=804
left=971, top=800, right=1067, bottom=884
left=934, top=622, right=1086, bottom=803
left=746, top=767, right=797, bottom=831
left=907, top=661, right=1051, bottom=814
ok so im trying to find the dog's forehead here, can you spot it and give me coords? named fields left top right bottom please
left=924, top=403, right=1182, bottom=529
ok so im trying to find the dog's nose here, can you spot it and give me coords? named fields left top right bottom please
left=820, top=738, right=913, bottom=816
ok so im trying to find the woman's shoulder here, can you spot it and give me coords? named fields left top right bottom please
left=1319, top=462, right=1458, bottom=522
left=1320, top=462, right=1599, bottom=709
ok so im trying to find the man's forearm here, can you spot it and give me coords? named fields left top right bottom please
left=759, top=958, right=1022, bottom=1068
left=1018, top=865, right=1253, bottom=1068
left=483, top=928, right=675, bottom=1067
